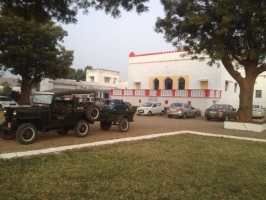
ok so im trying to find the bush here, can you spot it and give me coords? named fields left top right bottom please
left=196, top=108, right=202, bottom=116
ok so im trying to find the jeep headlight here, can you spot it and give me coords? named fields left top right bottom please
left=3, top=109, right=7, bottom=115
left=13, top=110, right=17, bottom=116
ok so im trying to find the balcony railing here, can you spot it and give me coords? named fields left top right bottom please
left=111, top=89, right=222, bottom=98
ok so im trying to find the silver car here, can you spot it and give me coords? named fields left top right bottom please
left=166, top=102, right=197, bottom=119
left=252, top=104, right=265, bottom=118
left=0, top=96, right=18, bottom=110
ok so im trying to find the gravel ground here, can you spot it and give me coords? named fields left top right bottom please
left=1, top=113, right=266, bottom=154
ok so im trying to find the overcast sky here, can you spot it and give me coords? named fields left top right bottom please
left=5, top=1, right=174, bottom=81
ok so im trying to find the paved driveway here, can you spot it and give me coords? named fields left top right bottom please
left=1, top=114, right=266, bottom=154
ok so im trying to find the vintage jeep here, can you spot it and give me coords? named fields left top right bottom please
left=0, top=89, right=101, bottom=145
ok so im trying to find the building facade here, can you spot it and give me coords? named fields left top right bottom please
left=110, top=50, right=244, bottom=114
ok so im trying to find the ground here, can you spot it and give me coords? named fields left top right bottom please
left=1, top=113, right=266, bottom=154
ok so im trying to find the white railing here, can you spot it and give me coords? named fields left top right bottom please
left=161, top=90, right=173, bottom=96
left=135, top=90, right=145, bottom=96
left=191, top=90, right=205, bottom=97
left=124, top=90, right=133, bottom=95
left=175, top=90, right=188, bottom=97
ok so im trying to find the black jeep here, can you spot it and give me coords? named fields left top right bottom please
left=0, top=89, right=101, bottom=145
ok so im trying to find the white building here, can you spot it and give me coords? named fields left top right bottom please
left=40, top=68, right=128, bottom=99
left=253, top=71, right=266, bottom=107
left=110, top=50, right=244, bottom=114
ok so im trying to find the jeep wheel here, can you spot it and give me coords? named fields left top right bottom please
left=0, top=130, right=16, bottom=140
left=100, top=120, right=112, bottom=131
left=86, top=105, right=100, bottom=121
left=16, top=123, right=37, bottom=145
left=57, top=127, right=70, bottom=135
left=118, top=118, right=129, bottom=132
left=74, top=120, right=90, bottom=137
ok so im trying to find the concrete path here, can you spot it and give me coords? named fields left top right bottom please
left=1, top=130, right=266, bottom=159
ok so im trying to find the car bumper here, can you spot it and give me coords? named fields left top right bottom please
left=166, top=111, right=182, bottom=116
left=137, top=110, right=150, bottom=115
left=205, top=113, right=224, bottom=120
left=252, top=113, right=264, bottom=117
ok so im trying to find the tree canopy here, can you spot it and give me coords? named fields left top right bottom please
left=155, top=0, right=266, bottom=122
left=0, top=0, right=149, bottom=24
left=67, top=66, right=92, bottom=81
left=0, top=10, right=74, bottom=104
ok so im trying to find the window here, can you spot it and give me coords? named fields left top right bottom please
left=234, top=83, right=238, bottom=93
left=255, top=90, right=262, bottom=98
left=104, top=77, right=110, bottom=83
left=153, top=78, right=159, bottom=90
left=178, top=77, right=185, bottom=89
left=225, top=81, right=229, bottom=91
left=113, top=78, right=116, bottom=84
left=90, top=76, right=94, bottom=82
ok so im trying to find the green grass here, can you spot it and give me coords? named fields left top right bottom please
left=1, top=134, right=266, bottom=200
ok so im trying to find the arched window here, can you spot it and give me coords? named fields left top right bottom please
left=178, top=77, right=185, bottom=89
left=165, top=78, right=173, bottom=89
left=153, top=78, right=159, bottom=90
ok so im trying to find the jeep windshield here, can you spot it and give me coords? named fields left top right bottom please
left=32, top=93, right=53, bottom=104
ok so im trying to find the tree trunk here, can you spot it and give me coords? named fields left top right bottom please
left=237, top=75, right=256, bottom=122
left=19, top=77, right=32, bottom=105
left=221, top=58, right=261, bottom=123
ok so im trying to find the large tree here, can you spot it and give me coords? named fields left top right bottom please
left=0, top=11, right=74, bottom=104
left=155, top=0, right=266, bottom=122
left=0, top=0, right=149, bottom=23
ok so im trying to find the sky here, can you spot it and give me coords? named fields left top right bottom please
left=4, top=0, right=174, bottom=81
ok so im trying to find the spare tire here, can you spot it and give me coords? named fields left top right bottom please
left=86, top=105, right=100, bottom=121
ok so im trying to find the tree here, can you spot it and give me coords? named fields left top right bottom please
left=155, top=0, right=266, bottom=122
left=0, top=81, right=12, bottom=97
left=0, top=0, right=149, bottom=24
left=67, top=66, right=92, bottom=81
left=0, top=11, right=74, bottom=104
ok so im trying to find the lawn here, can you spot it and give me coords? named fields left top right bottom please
left=1, top=134, right=266, bottom=200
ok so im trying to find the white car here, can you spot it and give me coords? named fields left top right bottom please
left=0, top=96, right=18, bottom=110
left=137, top=102, right=165, bottom=116
left=252, top=104, right=265, bottom=118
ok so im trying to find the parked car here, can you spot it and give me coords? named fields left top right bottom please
left=0, top=96, right=18, bottom=110
left=205, top=104, right=237, bottom=121
left=80, top=97, right=105, bottom=108
left=137, top=102, right=165, bottom=116
left=252, top=104, right=265, bottom=118
left=166, top=102, right=197, bottom=119
left=102, top=99, right=129, bottom=111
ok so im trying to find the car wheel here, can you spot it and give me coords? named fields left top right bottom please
left=0, top=130, right=16, bottom=140
left=224, top=115, right=229, bottom=121
left=100, top=120, right=112, bottom=131
left=193, top=112, right=197, bottom=118
left=74, top=120, right=90, bottom=137
left=148, top=111, right=152, bottom=116
left=168, top=115, right=172, bottom=118
left=160, top=110, right=165, bottom=115
left=86, top=105, right=100, bottom=121
left=182, top=113, right=187, bottom=119
left=16, top=123, right=37, bottom=145
left=137, top=114, right=141, bottom=116
left=118, top=117, right=130, bottom=132
left=57, top=127, right=70, bottom=135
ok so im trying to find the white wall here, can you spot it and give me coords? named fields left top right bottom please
left=128, top=51, right=241, bottom=109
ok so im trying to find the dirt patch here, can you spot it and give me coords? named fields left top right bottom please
left=1, top=114, right=266, bottom=154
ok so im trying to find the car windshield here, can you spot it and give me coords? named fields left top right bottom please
left=32, top=94, right=53, bottom=104
left=170, top=103, right=183, bottom=107
left=253, top=105, right=259, bottom=108
left=142, top=102, right=153, bottom=107
left=0, top=97, right=12, bottom=101
left=209, top=105, right=225, bottom=109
